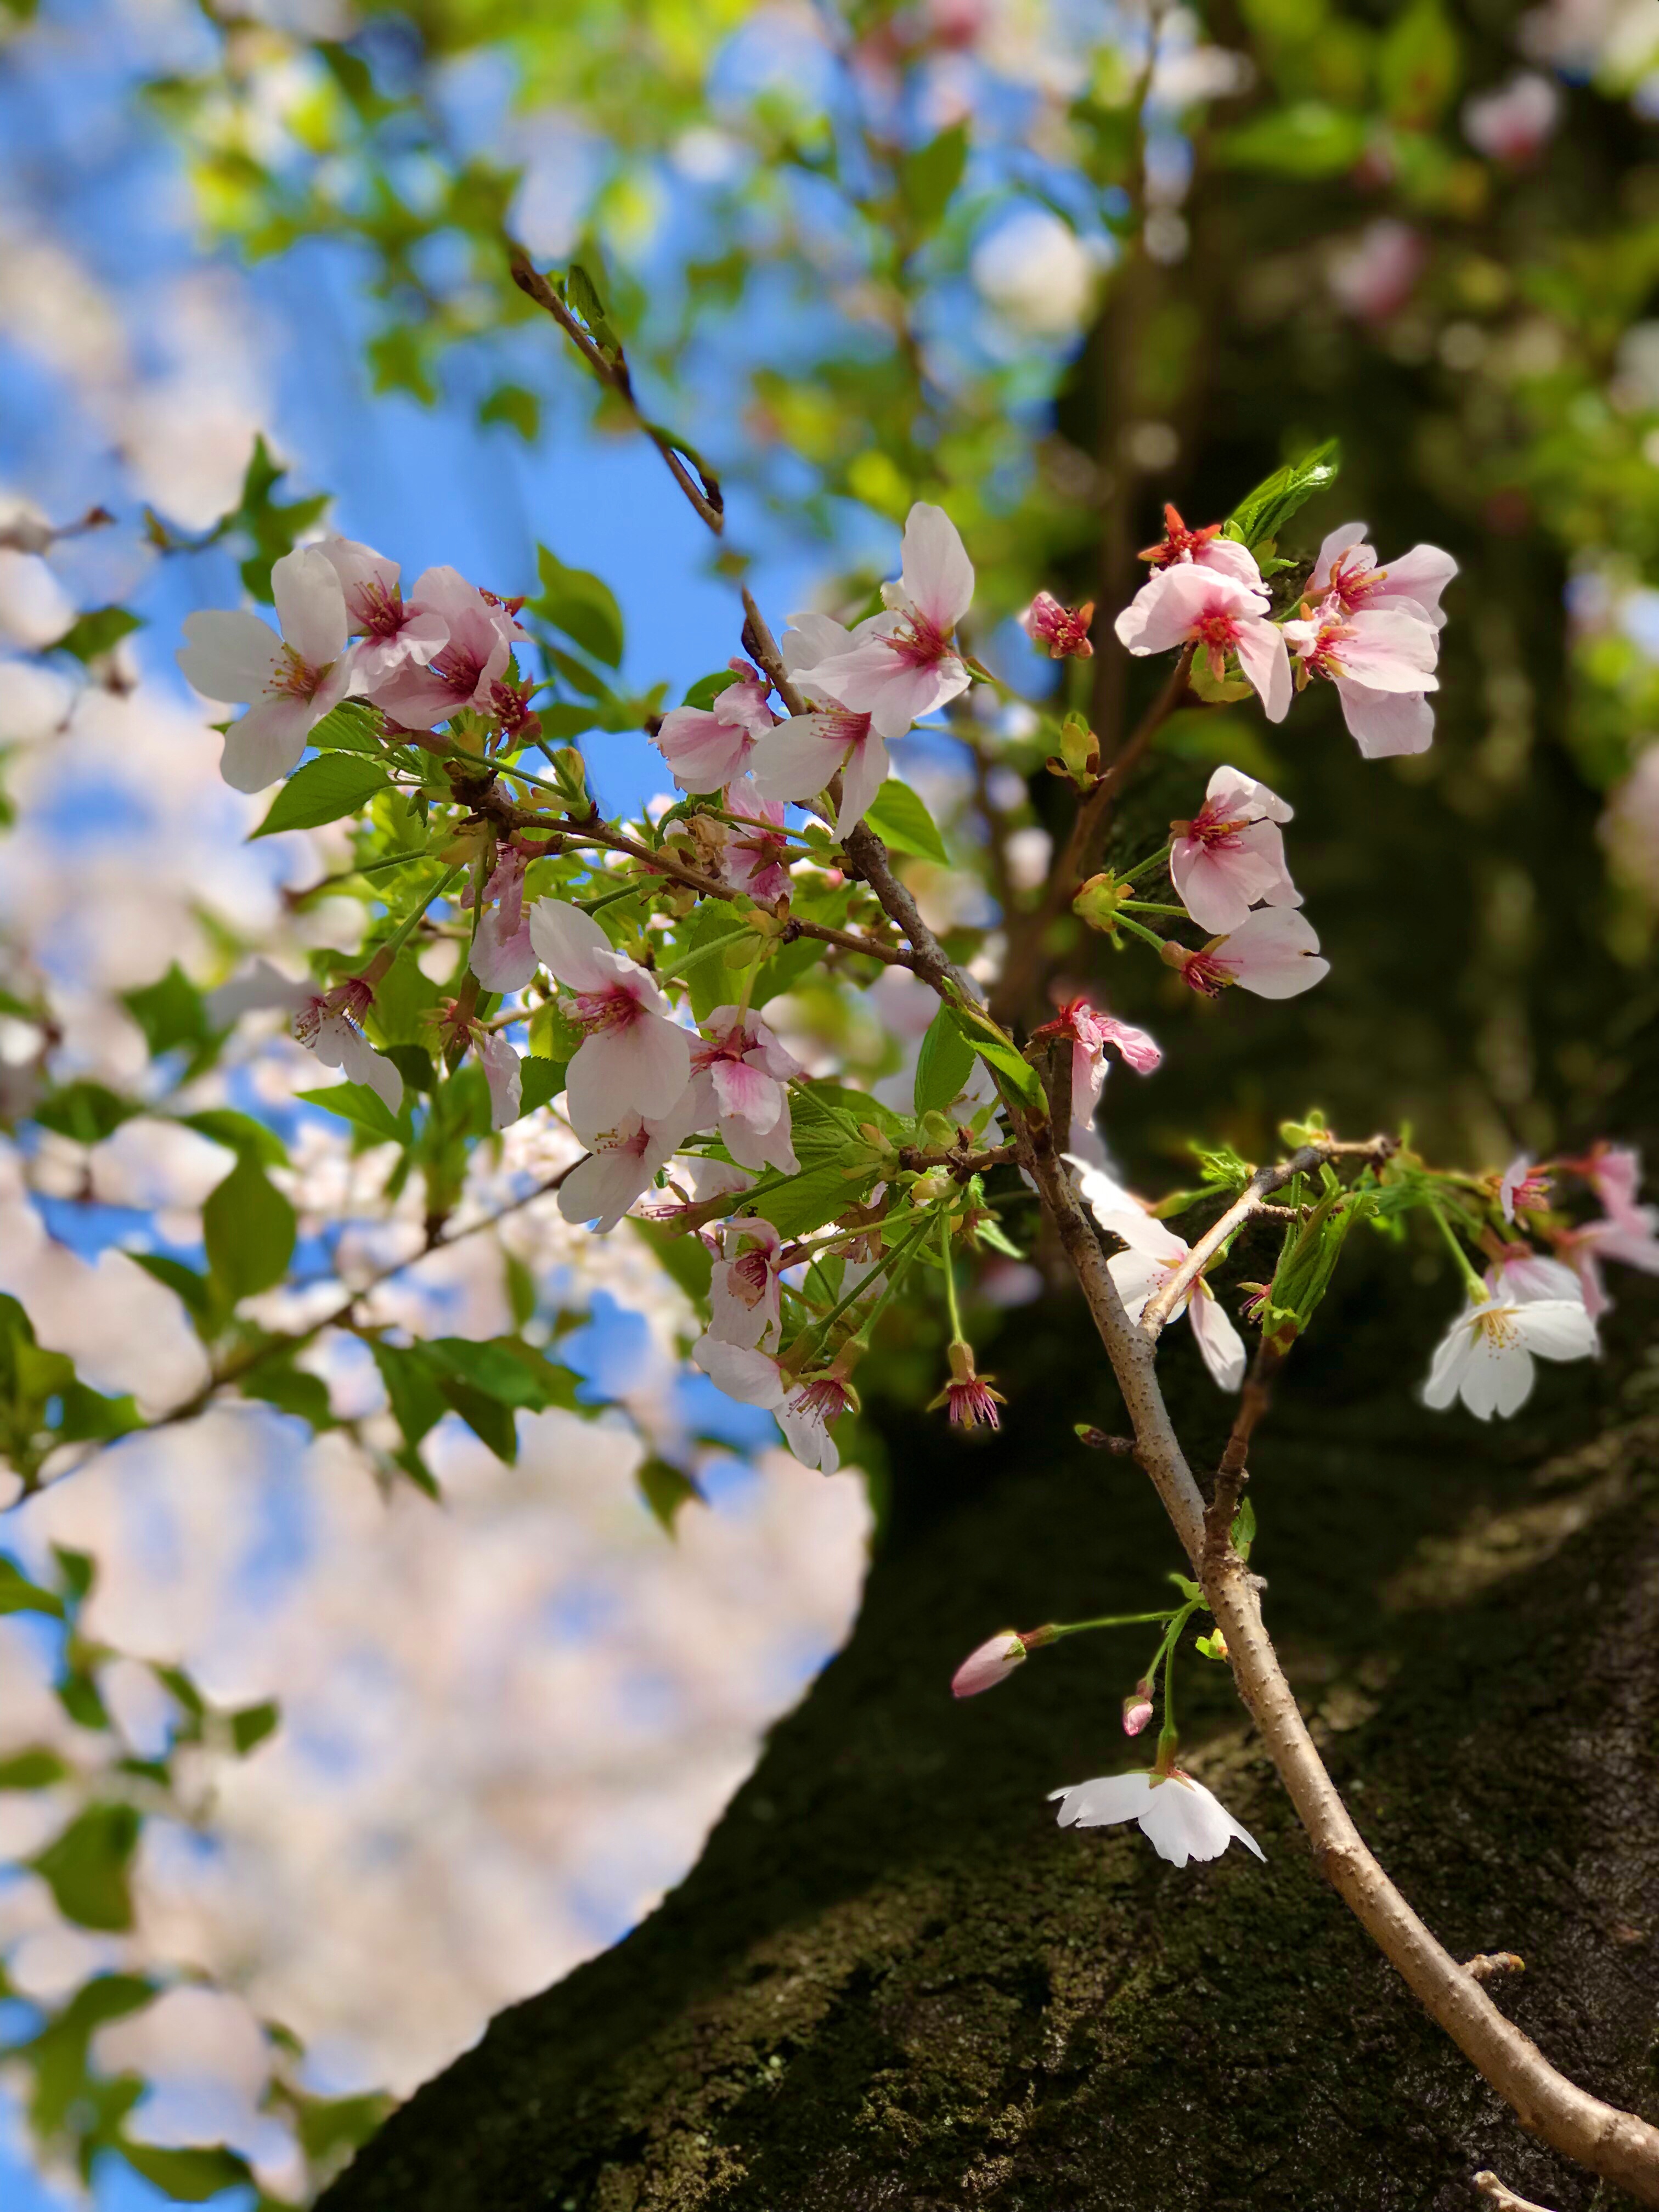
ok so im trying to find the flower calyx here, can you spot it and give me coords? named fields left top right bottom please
left=1073, top=870, right=1134, bottom=934
left=1045, top=710, right=1101, bottom=792
left=928, top=1339, right=1007, bottom=1431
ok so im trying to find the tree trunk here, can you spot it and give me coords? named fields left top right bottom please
left=319, top=1264, right=1659, bottom=2212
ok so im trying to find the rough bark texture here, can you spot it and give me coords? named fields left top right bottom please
left=320, top=1265, right=1659, bottom=2212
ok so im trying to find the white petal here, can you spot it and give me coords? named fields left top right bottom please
left=1309, top=522, right=1370, bottom=595
left=1511, top=1299, right=1599, bottom=1362
left=527, top=898, right=615, bottom=991
left=565, top=1018, right=691, bottom=1135
left=1097, top=1209, right=1188, bottom=1264
left=900, top=501, right=975, bottom=630
left=691, top=1335, right=786, bottom=1408
left=177, top=608, right=281, bottom=704
left=1189, top=1287, right=1246, bottom=1391
left=747, top=716, right=850, bottom=804
left=1423, top=1311, right=1477, bottom=1409
left=1218, top=907, right=1329, bottom=1000
left=219, top=695, right=313, bottom=793
left=1335, top=681, right=1435, bottom=759
left=834, top=731, right=889, bottom=837
left=1049, top=1771, right=1154, bottom=1829
left=271, top=546, right=348, bottom=668
left=558, top=1142, right=654, bottom=1233
left=1107, top=1247, right=1169, bottom=1322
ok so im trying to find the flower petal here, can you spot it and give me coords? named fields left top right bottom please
left=900, top=501, right=975, bottom=630
left=272, top=546, right=348, bottom=668
left=177, top=609, right=281, bottom=705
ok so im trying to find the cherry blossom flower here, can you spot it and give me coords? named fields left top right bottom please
left=789, top=502, right=974, bottom=738
left=1551, top=1207, right=1659, bottom=1319
left=1310, top=526, right=1458, bottom=633
left=1498, top=1153, right=1551, bottom=1223
left=749, top=704, right=888, bottom=838
left=1463, top=72, right=1560, bottom=165
left=1580, top=1142, right=1646, bottom=1231
left=928, top=1341, right=1006, bottom=1430
left=1282, top=595, right=1441, bottom=760
left=1122, top=1685, right=1154, bottom=1736
left=653, top=662, right=778, bottom=792
left=1051, top=1769, right=1265, bottom=1869
left=1328, top=219, right=1427, bottom=323
left=360, top=568, right=524, bottom=730
left=177, top=547, right=357, bottom=792
left=686, top=1006, right=804, bottom=1175
left=557, top=1096, right=698, bottom=1233
left=952, top=1632, right=1027, bottom=1698
left=468, top=845, right=535, bottom=994
left=1114, top=563, right=1291, bottom=723
left=527, top=899, right=691, bottom=1131
left=1164, top=907, right=1330, bottom=1000
left=690, top=1339, right=854, bottom=1473
left=317, top=534, right=449, bottom=690
left=206, top=961, right=404, bottom=1114
left=1485, top=1250, right=1583, bottom=1306
left=1020, top=592, right=1095, bottom=659
left=1137, top=504, right=1265, bottom=591
left=1169, top=765, right=1301, bottom=934
left=1423, top=1288, right=1597, bottom=1419
left=707, top=1218, right=785, bottom=1351
left=1032, top=997, right=1161, bottom=1127
left=1089, top=1205, right=1245, bottom=1391
left=477, top=1030, right=522, bottom=1130
left=721, top=777, right=792, bottom=904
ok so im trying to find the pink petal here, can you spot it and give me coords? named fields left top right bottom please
left=177, top=608, right=281, bottom=704
left=712, top=1055, right=782, bottom=1133
left=526, top=899, right=616, bottom=992
left=748, top=716, right=852, bottom=804
left=272, top=546, right=348, bottom=668
left=834, top=730, right=889, bottom=837
left=1216, top=907, right=1329, bottom=999
left=1334, top=680, right=1434, bottom=759
left=900, top=501, right=975, bottom=631
left=654, top=706, right=755, bottom=793
left=1331, top=609, right=1440, bottom=692
left=1310, top=523, right=1371, bottom=596
left=1234, top=617, right=1292, bottom=723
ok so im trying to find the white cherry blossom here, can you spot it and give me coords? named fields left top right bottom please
left=1051, top=1769, right=1265, bottom=1869
left=1423, top=1289, right=1597, bottom=1419
left=789, top=503, right=974, bottom=738
left=177, top=547, right=356, bottom=792
left=1089, top=1204, right=1245, bottom=1392
left=528, top=900, right=691, bottom=1133
left=1170, top=765, right=1301, bottom=935
left=556, top=1095, right=697, bottom=1233
left=317, top=534, right=449, bottom=689
left=707, top=1218, right=785, bottom=1351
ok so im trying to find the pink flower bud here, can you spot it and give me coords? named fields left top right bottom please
left=1122, top=1682, right=1154, bottom=1736
left=951, top=1631, right=1026, bottom=1699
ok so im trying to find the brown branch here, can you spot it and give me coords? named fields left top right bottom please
left=895, top=1142, right=1017, bottom=1178
left=1472, top=2176, right=1561, bottom=2212
left=507, top=245, right=724, bottom=536
left=780, top=915, right=918, bottom=972
left=1204, top=1340, right=1282, bottom=1564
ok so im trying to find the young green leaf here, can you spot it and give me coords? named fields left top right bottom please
left=251, top=753, right=393, bottom=838
left=1224, top=440, right=1341, bottom=552
left=914, top=1007, right=978, bottom=1116
left=863, top=779, right=949, bottom=864
left=202, top=1158, right=297, bottom=1301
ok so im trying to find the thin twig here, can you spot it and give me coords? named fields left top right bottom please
left=1472, top=2175, right=1561, bottom=2212
left=1204, top=1340, right=1282, bottom=1564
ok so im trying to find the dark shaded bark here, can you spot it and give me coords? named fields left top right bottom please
left=320, top=1263, right=1659, bottom=2212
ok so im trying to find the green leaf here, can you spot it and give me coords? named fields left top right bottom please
left=31, top=1080, right=141, bottom=1145
left=308, top=699, right=387, bottom=754
left=296, top=1081, right=405, bottom=1142
left=51, top=606, right=141, bottom=663
left=517, top=1055, right=566, bottom=1118
left=55, top=1383, right=141, bottom=1444
left=753, top=1158, right=878, bottom=1240
left=370, top=1341, right=448, bottom=1451
left=231, top=433, right=331, bottom=600
left=682, top=669, right=738, bottom=710
left=119, top=2145, right=252, bottom=2202
left=900, top=121, right=968, bottom=233
left=0, top=1555, right=64, bottom=1619
left=31, top=1804, right=141, bottom=1931
left=201, top=1158, right=296, bottom=1302
left=535, top=544, right=625, bottom=667
left=121, top=964, right=217, bottom=1068
left=1218, top=104, right=1369, bottom=179
left=1379, top=0, right=1459, bottom=127
left=479, top=382, right=540, bottom=441
left=382, top=1043, right=437, bottom=1095
left=229, top=1699, right=279, bottom=1755
left=294, top=2089, right=396, bottom=2165
left=862, top=779, right=948, bottom=864
left=0, top=1747, right=69, bottom=1789
left=239, top=1355, right=335, bottom=1430
left=180, top=1108, right=288, bottom=1166
left=439, top=1379, right=518, bottom=1461
left=636, top=1455, right=703, bottom=1531
left=913, top=1007, right=978, bottom=1117
left=424, top=1336, right=552, bottom=1408
left=536, top=701, right=599, bottom=741
left=946, top=1005, right=1042, bottom=1109
left=251, top=752, right=393, bottom=838
left=631, top=1215, right=713, bottom=1301
left=566, top=261, right=621, bottom=354
left=1231, top=1497, right=1257, bottom=1560
left=1224, top=440, right=1341, bottom=552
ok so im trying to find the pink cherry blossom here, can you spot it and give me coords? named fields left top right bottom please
left=1169, top=765, right=1301, bottom=934
left=707, top=1218, right=785, bottom=1351
left=721, top=777, right=793, bottom=904
left=654, top=662, right=778, bottom=793
left=1032, top=997, right=1161, bottom=1126
left=317, top=534, right=449, bottom=689
left=1137, top=505, right=1266, bottom=592
left=749, top=706, right=888, bottom=838
left=557, top=1096, right=698, bottom=1234
left=206, top=960, right=404, bottom=1114
left=1579, top=1142, right=1646, bottom=1232
left=1551, top=1204, right=1659, bottom=1319
left=1282, top=595, right=1441, bottom=760
left=360, top=567, right=524, bottom=729
left=477, top=1030, right=522, bottom=1130
left=1485, top=1250, right=1583, bottom=1306
left=1020, top=592, right=1095, bottom=659
left=1463, top=72, right=1560, bottom=166
left=1498, top=1153, right=1551, bottom=1223
left=1088, top=1204, right=1245, bottom=1391
left=686, top=1006, right=804, bottom=1175
left=1122, top=1686, right=1154, bottom=1736
left=690, top=1338, right=853, bottom=1473
left=177, top=547, right=357, bottom=792
left=1114, top=563, right=1291, bottom=723
left=1328, top=219, right=1427, bottom=323
left=468, top=845, right=535, bottom=994
left=1051, top=1769, right=1264, bottom=1869
left=1310, top=526, right=1458, bottom=632
left=789, top=502, right=974, bottom=739
left=1166, top=906, right=1330, bottom=1001
left=527, top=899, right=691, bottom=1133
left=951, top=1632, right=1027, bottom=1698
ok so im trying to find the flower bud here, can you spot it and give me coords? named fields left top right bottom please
left=1073, top=872, right=1131, bottom=934
left=952, top=1630, right=1026, bottom=1698
left=1046, top=711, right=1101, bottom=792
left=1122, top=1681, right=1154, bottom=1736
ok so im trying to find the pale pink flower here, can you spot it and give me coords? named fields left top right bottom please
left=928, top=1342, right=1006, bottom=1430
left=1138, top=505, right=1266, bottom=592
left=178, top=547, right=357, bottom=792
left=206, top=961, right=404, bottom=1114
left=722, top=777, right=793, bottom=903
left=468, top=845, right=535, bottom=994
left=1114, top=564, right=1290, bottom=724
left=1498, top=1153, right=1551, bottom=1223
left=1328, top=219, right=1427, bottom=323
left=1020, top=591, right=1095, bottom=659
left=1169, top=765, right=1300, bottom=934
left=690, top=1338, right=853, bottom=1473
left=686, top=1006, right=804, bottom=1175
left=1089, top=1205, right=1246, bottom=1392
left=527, top=899, right=691, bottom=1132
left=1463, top=72, right=1560, bottom=165
left=557, top=1096, right=698, bottom=1234
left=478, top=1029, right=522, bottom=1130
left=1310, top=525, right=1458, bottom=633
left=749, top=706, right=888, bottom=838
left=952, top=1632, right=1026, bottom=1698
left=317, top=534, right=449, bottom=689
left=1583, top=1143, right=1647, bottom=1231
left=1283, top=596, right=1441, bottom=759
left=654, top=662, right=778, bottom=793
left=708, top=1217, right=785, bottom=1351
left=361, top=567, right=524, bottom=729
left=1166, top=907, right=1330, bottom=1001
left=1032, top=997, right=1161, bottom=1126
left=1423, top=1289, right=1596, bottom=1419
left=789, top=502, right=974, bottom=738
left=1485, top=1250, right=1583, bottom=1306
left=1051, top=1769, right=1265, bottom=1869
left=1551, top=1206, right=1659, bottom=1319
